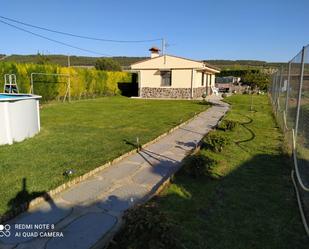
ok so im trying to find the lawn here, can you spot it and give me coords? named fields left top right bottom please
left=0, top=96, right=209, bottom=216
left=149, top=95, right=309, bottom=249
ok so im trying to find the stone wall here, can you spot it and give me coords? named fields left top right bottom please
left=141, top=87, right=211, bottom=99
left=141, top=87, right=191, bottom=99
left=193, top=87, right=207, bottom=98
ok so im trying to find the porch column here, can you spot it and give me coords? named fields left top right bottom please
left=205, top=73, right=209, bottom=96
left=191, top=69, right=195, bottom=99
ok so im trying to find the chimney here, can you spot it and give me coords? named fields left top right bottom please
left=149, top=47, right=160, bottom=58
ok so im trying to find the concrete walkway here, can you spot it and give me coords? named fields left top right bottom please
left=0, top=97, right=229, bottom=249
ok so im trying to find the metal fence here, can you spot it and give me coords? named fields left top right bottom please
left=269, top=44, right=309, bottom=236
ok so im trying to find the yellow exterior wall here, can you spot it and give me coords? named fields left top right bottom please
left=195, top=71, right=203, bottom=87
left=211, top=75, right=215, bottom=86
left=140, top=70, right=161, bottom=87
left=207, top=74, right=212, bottom=86
left=172, top=69, right=192, bottom=88
left=132, top=55, right=219, bottom=90
left=139, top=69, right=216, bottom=89
left=140, top=69, right=193, bottom=88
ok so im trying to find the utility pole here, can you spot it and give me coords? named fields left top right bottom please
left=161, top=38, right=165, bottom=55
left=67, top=54, right=71, bottom=68
left=162, top=38, right=167, bottom=64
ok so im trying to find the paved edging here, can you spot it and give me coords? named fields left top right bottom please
left=97, top=99, right=230, bottom=249
left=0, top=106, right=207, bottom=223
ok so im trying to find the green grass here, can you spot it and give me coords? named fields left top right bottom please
left=152, top=95, right=309, bottom=249
left=0, top=96, right=209, bottom=215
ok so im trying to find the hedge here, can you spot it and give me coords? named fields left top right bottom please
left=0, top=62, right=131, bottom=101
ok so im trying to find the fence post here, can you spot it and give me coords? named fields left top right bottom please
left=285, top=62, right=291, bottom=115
left=295, top=46, right=306, bottom=138
left=68, top=76, right=71, bottom=102
left=277, top=66, right=284, bottom=112
left=272, top=73, right=277, bottom=108
left=275, top=71, right=280, bottom=114
left=68, top=55, right=71, bottom=102
left=273, top=72, right=278, bottom=103
left=271, top=74, right=275, bottom=103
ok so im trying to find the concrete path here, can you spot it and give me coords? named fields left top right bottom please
left=0, top=97, right=229, bottom=249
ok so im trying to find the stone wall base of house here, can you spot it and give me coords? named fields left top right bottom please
left=193, top=87, right=208, bottom=98
left=141, top=87, right=210, bottom=99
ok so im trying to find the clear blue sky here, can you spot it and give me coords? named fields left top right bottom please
left=0, top=0, right=308, bottom=62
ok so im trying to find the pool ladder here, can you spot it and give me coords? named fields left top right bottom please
left=4, top=74, right=19, bottom=94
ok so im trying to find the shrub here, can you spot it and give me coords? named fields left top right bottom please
left=109, top=203, right=183, bottom=249
left=0, top=61, right=131, bottom=101
left=218, top=119, right=238, bottom=131
left=242, top=71, right=270, bottom=90
left=221, top=93, right=227, bottom=98
left=203, top=131, right=231, bottom=152
left=183, top=153, right=216, bottom=178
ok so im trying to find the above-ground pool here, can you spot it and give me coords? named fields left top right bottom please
left=0, top=93, right=42, bottom=145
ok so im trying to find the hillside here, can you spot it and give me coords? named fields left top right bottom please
left=0, top=54, right=284, bottom=72
left=0, top=54, right=146, bottom=67
left=204, top=59, right=285, bottom=71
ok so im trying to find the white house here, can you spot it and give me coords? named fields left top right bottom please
left=130, top=47, right=220, bottom=99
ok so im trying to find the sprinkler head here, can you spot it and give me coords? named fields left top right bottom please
left=63, top=169, right=75, bottom=176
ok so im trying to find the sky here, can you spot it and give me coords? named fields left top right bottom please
left=0, top=0, right=308, bottom=62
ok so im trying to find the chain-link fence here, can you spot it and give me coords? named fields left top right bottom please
left=269, top=44, right=309, bottom=236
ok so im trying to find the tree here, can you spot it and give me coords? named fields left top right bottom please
left=242, top=71, right=270, bottom=90
left=95, top=58, right=122, bottom=71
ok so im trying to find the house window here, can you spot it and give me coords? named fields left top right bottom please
left=202, top=72, right=205, bottom=86
left=161, top=71, right=171, bottom=86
